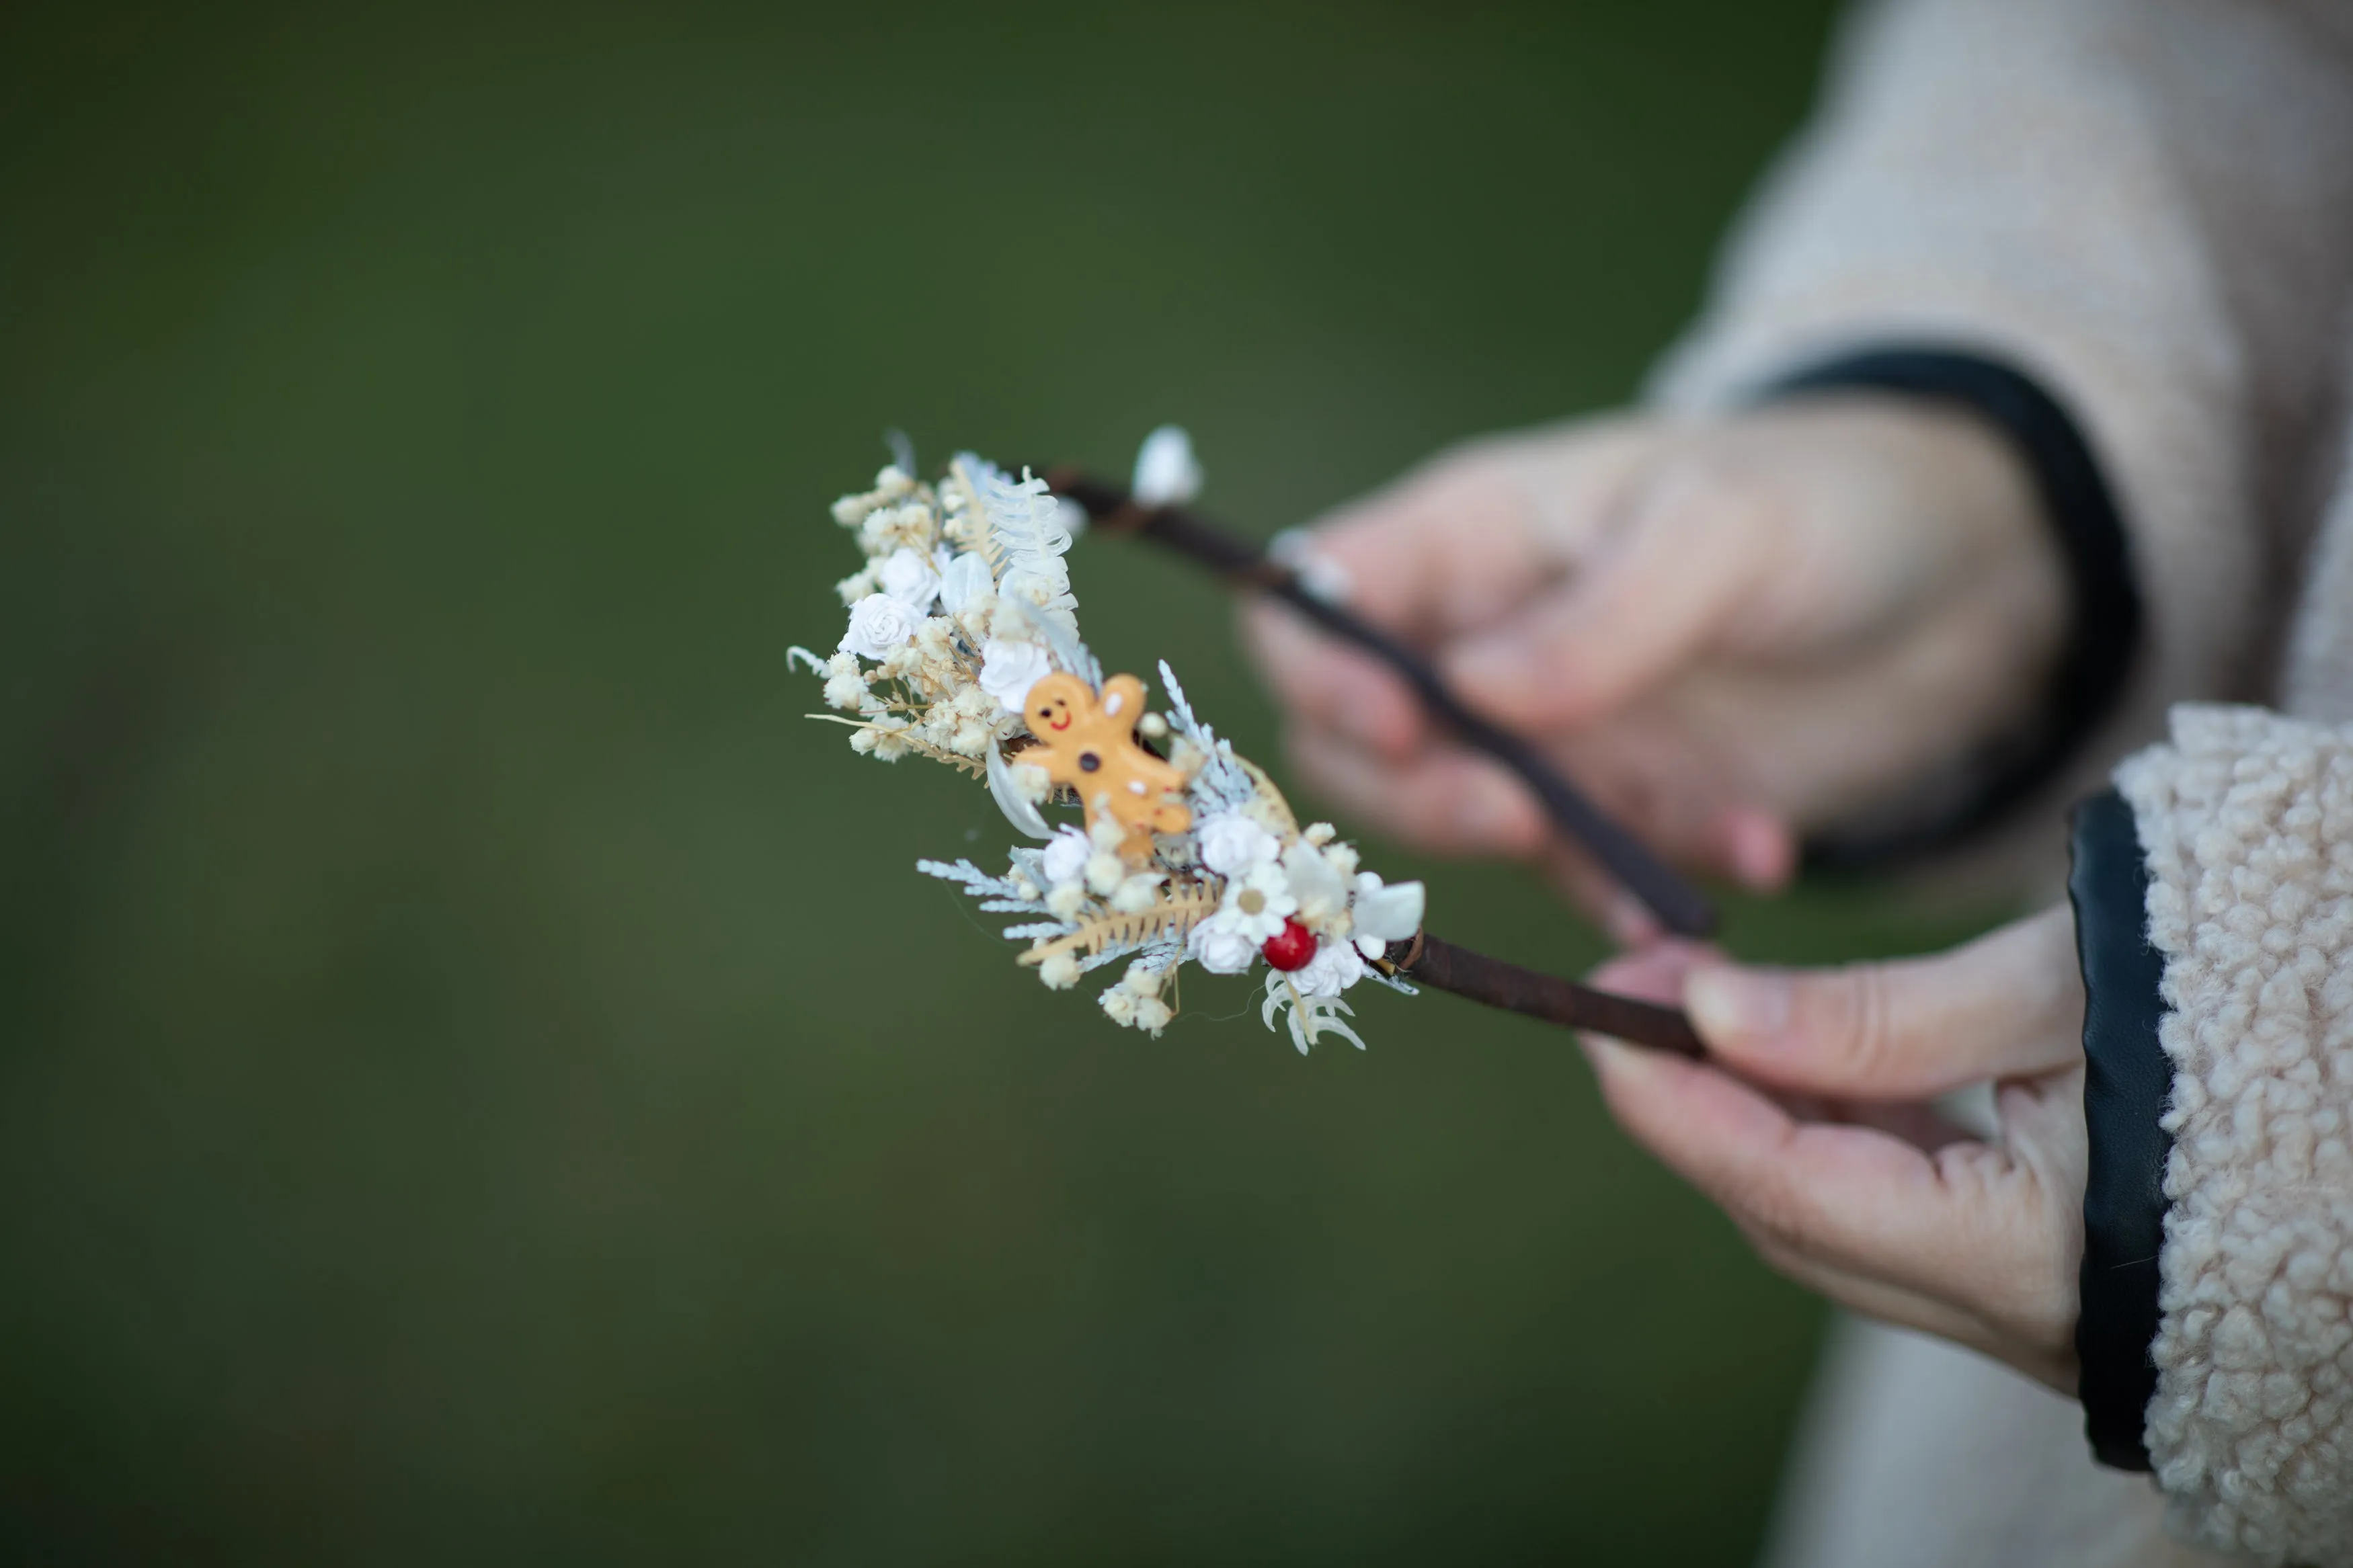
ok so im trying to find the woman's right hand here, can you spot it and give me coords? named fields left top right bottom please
left=1242, top=398, right=2065, bottom=934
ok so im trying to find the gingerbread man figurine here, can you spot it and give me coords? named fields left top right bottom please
left=1021, top=671, right=1192, bottom=864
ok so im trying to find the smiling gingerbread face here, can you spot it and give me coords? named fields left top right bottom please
left=1031, top=688, right=1077, bottom=738
left=1022, top=671, right=1192, bottom=863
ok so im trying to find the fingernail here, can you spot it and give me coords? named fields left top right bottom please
left=1579, top=1032, right=1651, bottom=1079
left=1601, top=893, right=1661, bottom=947
left=1686, top=966, right=1790, bottom=1044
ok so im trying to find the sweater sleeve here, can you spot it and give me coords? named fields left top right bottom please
left=1649, top=0, right=2353, bottom=845
left=2110, top=706, right=2353, bottom=1565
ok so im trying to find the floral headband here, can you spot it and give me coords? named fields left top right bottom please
left=795, top=432, right=1705, bottom=1056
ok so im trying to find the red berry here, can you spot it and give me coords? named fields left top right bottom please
left=1261, top=919, right=1317, bottom=972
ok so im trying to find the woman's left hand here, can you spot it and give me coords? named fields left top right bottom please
left=1586, top=905, right=2087, bottom=1392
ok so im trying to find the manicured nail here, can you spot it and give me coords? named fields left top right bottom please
left=1686, top=966, right=1790, bottom=1044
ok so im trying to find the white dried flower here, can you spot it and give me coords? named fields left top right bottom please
left=1281, top=839, right=1351, bottom=927
left=1291, top=937, right=1365, bottom=998
left=1268, top=528, right=1354, bottom=604
left=977, top=638, right=1052, bottom=713
left=1138, top=712, right=1168, bottom=741
left=1220, top=862, right=1296, bottom=942
left=955, top=604, right=998, bottom=645
left=1187, top=913, right=1261, bottom=975
left=1197, top=812, right=1280, bottom=877
left=1012, top=879, right=1039, bottom=902
left=1000, top=562, right=1071, bottom=615
left=1083, top=852, right=1125, bottom=897
left=822, top=670, right=870, bottom=711
left=938, top=550, right=994, bottom=616
left=1045, top=882, right=1088, bottom=920
left=861, top=501, right=937, bottom=556
left=836, top=567, right=877, bottom=607
left=1351, top=873, right=1425, bottom=956
left=877, top=546, right=942, bottom=612
left=1087, top=817, right=1126, bottom=853
left=1130, top=994, right=1172, bottom=1036
left=1101, top=985, right=1140, bottom=1026
left=1110, top=874, right=1164, bottom=913
left=949, top=716, right=993, bottom=757
left=1131, top=425, right=1202, bottom=507
left=849, top=716, right=910, bottom=761
left=1040, top=827, right=1090, bottom=886
left=1302, top=822, right=1337, bottom=847
left=840, top=593, right=919, bottom=659
left=1117, top=960, right=1166, bottom=997
left=1038, top=951, right=1082, bottom=991
left=1010, top=761, right=1051, bottom=804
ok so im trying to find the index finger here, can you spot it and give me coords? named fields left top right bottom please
left=1585, top=1036, right=2042, bottom=1307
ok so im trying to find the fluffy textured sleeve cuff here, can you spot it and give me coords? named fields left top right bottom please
left=2115, top=705, right=2353, bottom=1565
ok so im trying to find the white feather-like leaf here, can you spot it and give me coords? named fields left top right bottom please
left=987, top=738, right=1054, bottom=839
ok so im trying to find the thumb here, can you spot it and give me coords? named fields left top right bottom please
left=1683, top=906, right=2083, bottom=1098
left=1440, top=485, right=1762, bottom=729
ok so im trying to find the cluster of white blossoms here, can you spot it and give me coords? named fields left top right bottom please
left=796, top=454, right=1086, bottom=774
left=800, top=433, right=1425, bottom=1054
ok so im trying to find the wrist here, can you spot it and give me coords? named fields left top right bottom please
left=1762, top=348, right=2143, bottom=866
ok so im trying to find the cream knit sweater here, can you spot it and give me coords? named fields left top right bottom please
left=1644, top=1, right=2353, bottom=1562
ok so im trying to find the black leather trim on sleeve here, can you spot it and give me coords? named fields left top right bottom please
left=1763, top=348, right=2143, bottom=869
left=2067, top=787, right=2172, bottom=1473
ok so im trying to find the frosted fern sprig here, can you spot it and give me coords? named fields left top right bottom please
left=916, top=858, right=1029, bottom=899
left=1263, top=972, right=1366, bottom=1055
left=1014, top=886, right=1222, bottom=970
left=1156, top=659, right=1255, bottom=815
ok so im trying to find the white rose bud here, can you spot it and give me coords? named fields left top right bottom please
left=839, top=593, right=919, bottom=659
left=977, top=638, right=1054, bottom=714
left=1131, top=424, right=1202, bottom=507
left=1195, top=812, right=1279, bottom=877
left=875, top=546, right=942, bottom=612
left=1291, top=938, right=1364, bottom=998
left=1187, top=915, right=1261, bottom=975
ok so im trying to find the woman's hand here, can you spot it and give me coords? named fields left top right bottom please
left=1585, top=906, right=2087, bottom=1392
left=1243, top=400, right=2065, bottom=936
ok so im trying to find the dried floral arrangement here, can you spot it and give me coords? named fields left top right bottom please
left=791, top=439, right=1425, bottom=1052
left=795, top=431, right=1711, bottom=1059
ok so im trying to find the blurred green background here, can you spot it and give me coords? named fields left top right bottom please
left=0, top=3, right=2006, bottom=1562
